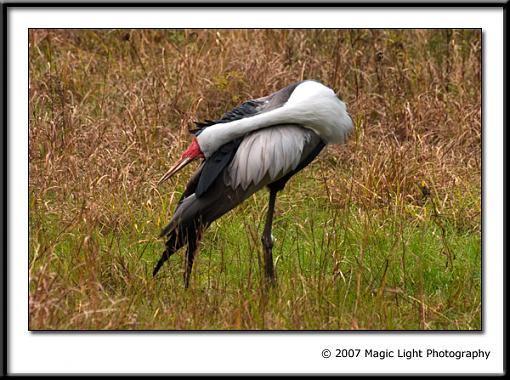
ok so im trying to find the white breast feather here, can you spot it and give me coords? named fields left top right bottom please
left=226, top=126, right=311, bottom=190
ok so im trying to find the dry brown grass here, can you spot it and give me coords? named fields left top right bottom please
left=29, top=29, right=481, bottom=330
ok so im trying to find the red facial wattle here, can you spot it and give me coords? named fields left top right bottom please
left=157, top=138, right=204, bottom=185
left=182, top=137, right=205, bottom=159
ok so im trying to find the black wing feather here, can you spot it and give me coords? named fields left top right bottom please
left=190, top=99, right=265, bottom=136
left=195, top=138, right=242, bottom=198
left=190, top=81, right=306, bottom=136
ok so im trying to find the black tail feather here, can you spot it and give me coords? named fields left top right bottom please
left=153, top=220, right=205, bottom=280
left=152, top=255, right=168, bottom=277
left=183, top=227, right=202, bottom=288
left=153, top=228, right=183, bottom=277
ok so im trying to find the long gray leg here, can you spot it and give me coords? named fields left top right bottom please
left=261, top=188, right=278, bottom=284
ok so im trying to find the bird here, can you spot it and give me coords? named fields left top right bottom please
left=154, top=79, right=354, bottom=288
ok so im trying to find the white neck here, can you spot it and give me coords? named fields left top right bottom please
left=196, top=81, right=354, bottom=158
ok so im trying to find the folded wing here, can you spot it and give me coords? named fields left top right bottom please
left=225, top=125, right=322, bottom=191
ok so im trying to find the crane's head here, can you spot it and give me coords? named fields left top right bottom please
left=157, top=137, right=204, bottom=185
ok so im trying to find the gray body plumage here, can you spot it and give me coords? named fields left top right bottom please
left=226, top=125, right=315, bottom=190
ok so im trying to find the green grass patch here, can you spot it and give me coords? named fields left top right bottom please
left=29, top=175, right=480, bottom=330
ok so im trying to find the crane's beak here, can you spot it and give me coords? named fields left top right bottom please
left=158, top=137, right=204, bottom=185
left=157, top=156, right=195, bottom=185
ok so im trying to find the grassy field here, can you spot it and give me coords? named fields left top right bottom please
left=29, top=29, right=481, bottom=330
